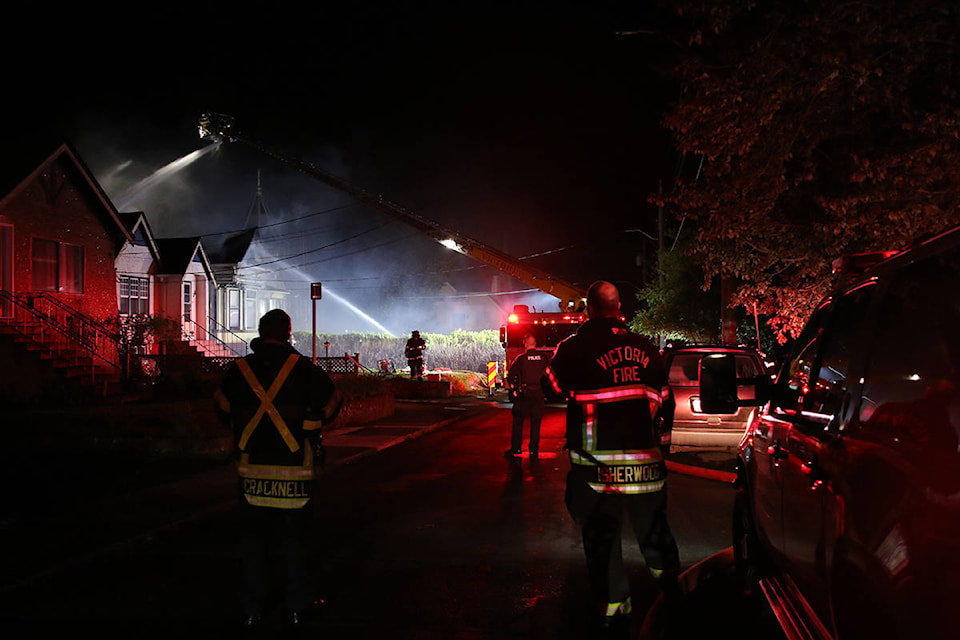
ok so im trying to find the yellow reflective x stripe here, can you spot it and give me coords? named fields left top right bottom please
left=605, top=598, right=632, bottom=617
left=237, top=354, right=301, bottom=453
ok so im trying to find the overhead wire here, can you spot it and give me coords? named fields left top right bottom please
left=236, top=221, right=395, bottom=269
left=202, top=201, right=361, bottom=238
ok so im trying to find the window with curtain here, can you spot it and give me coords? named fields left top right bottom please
left=32, top=238, right=84, bottom=293
left=32, top=238, right=58, bottom=291
left=60, top=243, right=83, bottom=294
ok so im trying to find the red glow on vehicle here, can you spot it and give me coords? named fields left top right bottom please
left=508, top=313, right=519, bottom=323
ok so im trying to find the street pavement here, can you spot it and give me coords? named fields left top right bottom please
left=0, top=396, right=493, bottom=593
left=0, top=394, right=766, bottom=639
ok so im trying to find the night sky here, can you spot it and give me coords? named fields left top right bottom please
left=4, top=3, right=682, bottom=330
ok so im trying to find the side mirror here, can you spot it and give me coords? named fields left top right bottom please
left=699, top=354, right=739, bottom=414
left=699, top=353, right=774, bottom=414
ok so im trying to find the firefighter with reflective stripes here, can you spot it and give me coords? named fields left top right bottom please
left=543, top=281, right=680, bottom=637
left=215, top=309, right=343, bottom=630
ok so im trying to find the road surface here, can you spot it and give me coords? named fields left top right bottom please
left=0, top=398, right=782, bottom=638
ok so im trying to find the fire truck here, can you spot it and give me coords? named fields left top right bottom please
left=499, top=305, right=586, bottom=375
left=197, top=113, right=589, bottom=375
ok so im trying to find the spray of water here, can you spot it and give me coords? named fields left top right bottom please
left=324, top=287, right=395, bottom=336
left=112, top=143, right=395, bottom=334
left=244, top=227, right=396, bottom=335
left=279, top=262, right=394, bottom=335
left=113, top=143, right=221, bottom=210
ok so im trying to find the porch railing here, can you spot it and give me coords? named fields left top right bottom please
left=0, top=290, right=122, bottom=381
left=206, top=317, right=250, bottom=358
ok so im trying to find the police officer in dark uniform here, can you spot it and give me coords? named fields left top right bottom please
left=543, top=281, right=680, bottom=637
left=215, top=309, right=343, bottom=630
left=405, top=330, right=426, bottom=380
left=504, top=333, right=551, bottom=459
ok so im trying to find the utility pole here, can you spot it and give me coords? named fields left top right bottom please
left=658, top=181, right=666, bottom=349
left=658, top=181, right=664, bottom=258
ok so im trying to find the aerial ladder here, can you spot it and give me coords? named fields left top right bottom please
left=198, top=113, right=587, bottom=312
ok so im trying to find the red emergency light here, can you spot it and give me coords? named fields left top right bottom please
left=508, top=313, right=519, bottom=323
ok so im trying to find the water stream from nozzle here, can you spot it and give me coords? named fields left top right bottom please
left=113, top=143, right=222, bottom=210
left=279, top=262, right=394, bottom=335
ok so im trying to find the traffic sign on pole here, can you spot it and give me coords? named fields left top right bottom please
left=312, top=282, right=321, bottom=363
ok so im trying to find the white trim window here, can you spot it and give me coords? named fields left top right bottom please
left=227, top=288, right=242, bottom=330
left=119, top=275, right=149, bottom=315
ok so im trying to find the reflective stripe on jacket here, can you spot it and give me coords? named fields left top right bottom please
left=238, top=450, right=317, bottom=509
left=545, top=317, right=671, bottom=494
left=219, top=341, right=339, bottom=509
left=571, top=384, right=666, bottom=494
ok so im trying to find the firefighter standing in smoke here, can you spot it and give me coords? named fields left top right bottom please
left=504, top=333, right=551, bottom=459
left=215, top=309, right=343, bottom=628
left=543, top=281, right=680, bottom=636
left=405, top=330, right=426, bottom=380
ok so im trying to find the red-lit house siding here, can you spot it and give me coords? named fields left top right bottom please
left=0, top=150, right=126, bottom=323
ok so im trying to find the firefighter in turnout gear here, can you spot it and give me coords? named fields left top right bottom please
left=405, top=330, right=426, bottom=380
left=504, top=333, right=551, bottom=458
left=543, top=281, right=680, bottom=637
left=215, top=309, right=343, bottom=630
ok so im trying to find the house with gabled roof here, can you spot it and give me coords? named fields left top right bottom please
left=0, top=142, right=234, bottom=403
left=0, top=143, right=132, bottom=321
left=116, top=211, right=161, bottom=318
left=0, top=142, right=136, bottom=401
left=204, top=226, right=293, bottom=346
left=152, top=236, right=218, bottom=346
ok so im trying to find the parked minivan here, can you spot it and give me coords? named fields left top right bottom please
left=700, top=225, right=960, bottom=640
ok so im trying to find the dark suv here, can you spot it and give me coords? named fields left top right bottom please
left=700, top=226, right=960, bottom=640
left=662, top=344, right=766, bottom=450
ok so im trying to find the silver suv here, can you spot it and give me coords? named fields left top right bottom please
left=663, top=344, right=766, bottom=450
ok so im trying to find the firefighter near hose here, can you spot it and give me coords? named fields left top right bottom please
left=405, top=330, right=426, bottom=380
left=215, top=309, right=343, bottom=630
left=543, top=281, right=680, bottom=637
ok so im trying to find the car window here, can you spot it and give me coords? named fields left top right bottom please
left=735, top=355, right=761, bottom=378
left=668, top=354, right=703, bottom=386
left=801, top=284, right=877, bottom=430
left=668, top=352, right=760, bottom=386
left=772, top=301, right=836, bottom=417
left=857, top=249, right=960, bottom=452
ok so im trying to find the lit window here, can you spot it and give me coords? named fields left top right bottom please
left=118, top=276, right=149, bottom=315
left=228, top=289, right=241, bottom=329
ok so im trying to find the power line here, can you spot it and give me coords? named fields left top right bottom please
left=240, top=230, right=420, bottom=274
left=201, top=201, right=361, bottom=238
left=236, top=222, right=393, bottom=269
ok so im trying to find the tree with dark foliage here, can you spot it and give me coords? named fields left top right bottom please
left=657, top=0, right=960, bottom=340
